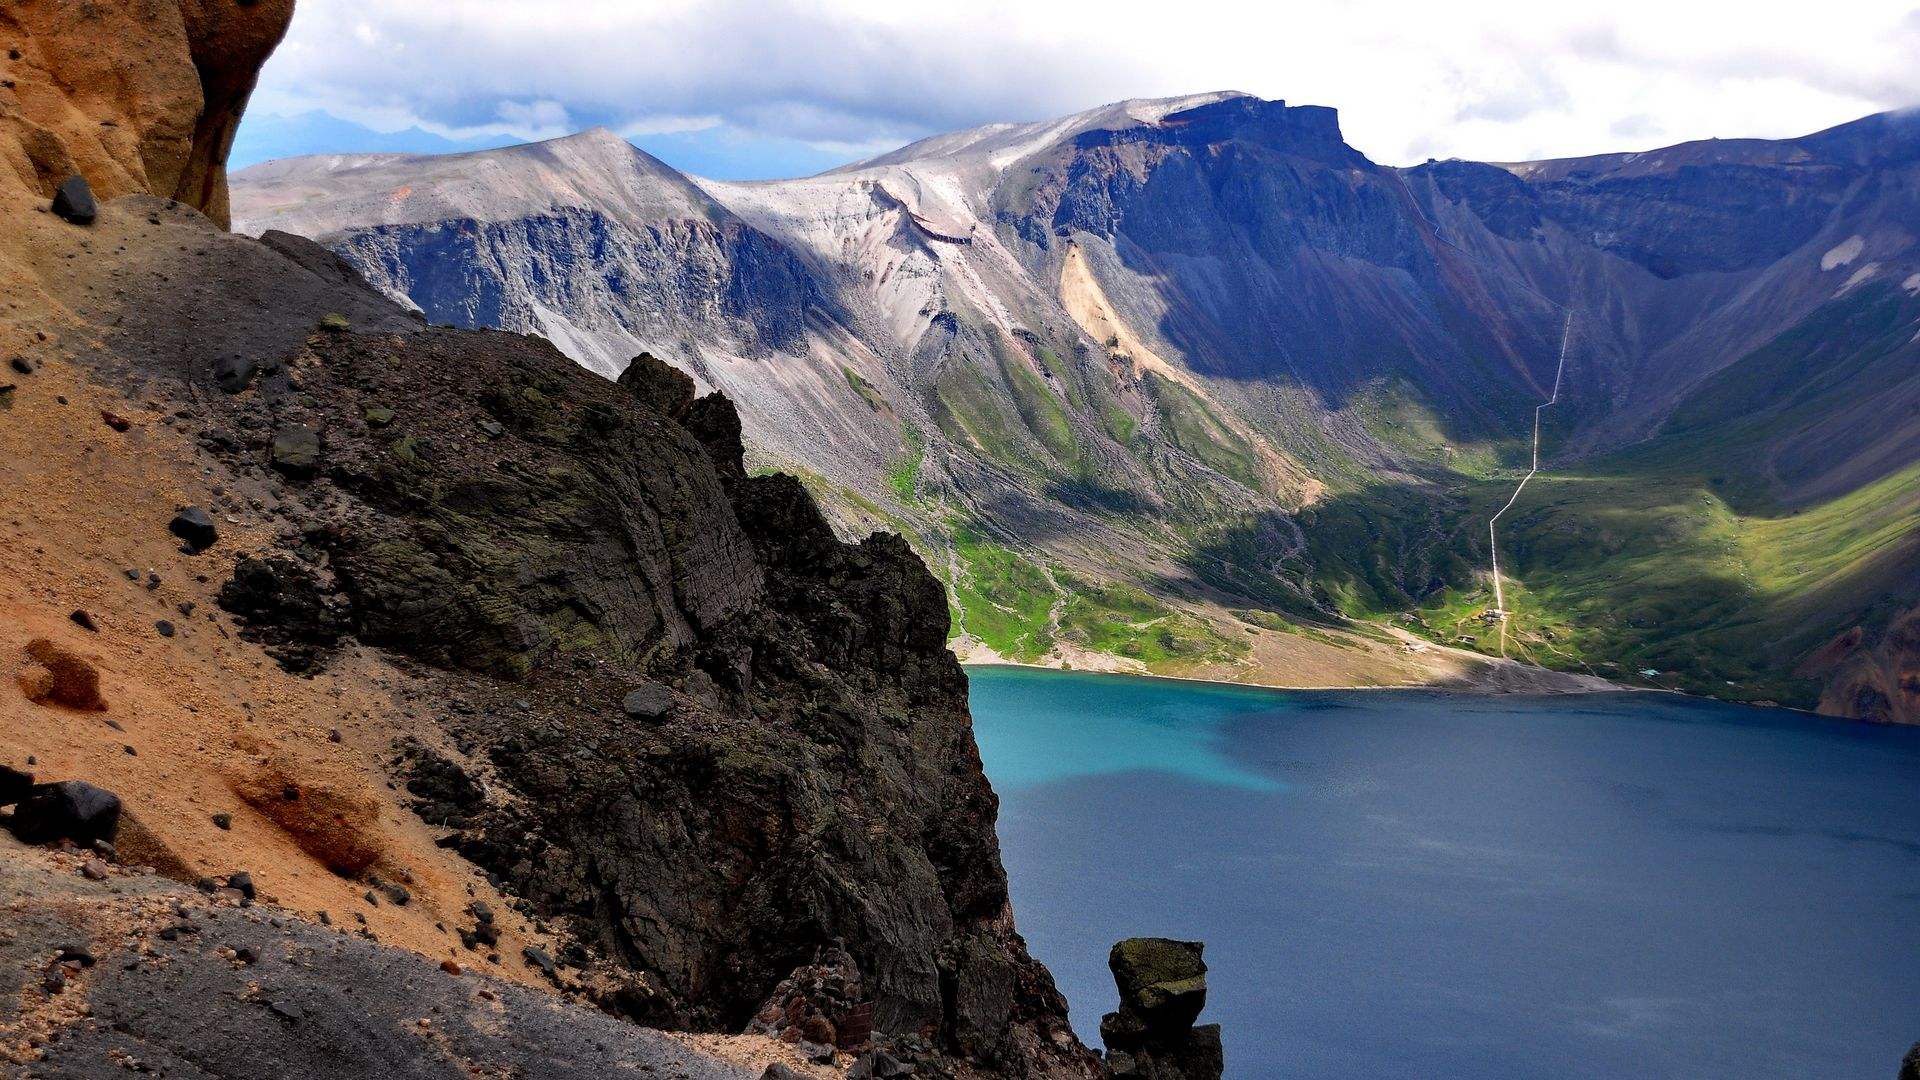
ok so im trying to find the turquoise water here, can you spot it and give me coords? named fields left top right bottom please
left=967, top=666, right=1920, bottom=1079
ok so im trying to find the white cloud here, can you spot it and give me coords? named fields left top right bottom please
left=254, top=0, right=1920, bottom=169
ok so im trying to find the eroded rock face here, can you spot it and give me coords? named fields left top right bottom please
left=186, top=316, right=1093, bottom=1076
left=0, top=0, right=294, bottom=224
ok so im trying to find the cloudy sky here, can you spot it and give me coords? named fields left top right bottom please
left=234, top=0, right=1920, bottom=178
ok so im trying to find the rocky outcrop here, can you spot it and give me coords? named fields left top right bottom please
left=191, top=321, right=1094, bottom=1074
left=0, top=0, right=293, bottom=224
left=1099, top=939, right=1224, bottom=1080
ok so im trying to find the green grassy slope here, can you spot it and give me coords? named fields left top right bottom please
left=1291, top=285, right=1920, bottom=706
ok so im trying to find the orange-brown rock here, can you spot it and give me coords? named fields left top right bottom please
left=18, top=637, right=107, bottom=711
left=0, top=0, right=294, bottom=226
left=231, top=760, right=384, bottom=876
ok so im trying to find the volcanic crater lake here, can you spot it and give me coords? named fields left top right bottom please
left=966, top=667, right=1920, bottom=1080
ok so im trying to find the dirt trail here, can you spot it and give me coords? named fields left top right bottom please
left=1489, top=312, right=1574, bottom=656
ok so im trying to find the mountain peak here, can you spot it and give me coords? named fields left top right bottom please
left=830, top=90, right=1257, bottom=175
left=233, top=125, right=730, bottom=241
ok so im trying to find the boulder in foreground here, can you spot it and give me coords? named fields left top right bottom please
left=52, top=175, right=97, bottom=224
left=9, top=780, right=122, bottom=846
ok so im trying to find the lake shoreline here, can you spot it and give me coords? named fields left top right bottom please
left=953, top=657, right=1854, bottom=722
left=957, top=656, right=1633, bottom=698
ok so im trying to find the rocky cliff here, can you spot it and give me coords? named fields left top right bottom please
left=0, top=0, right=291, bottom=226
left=1, top=4, right=1099, bottom=1076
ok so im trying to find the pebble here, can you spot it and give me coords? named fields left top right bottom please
left=79, top=860, right=109, bottom=881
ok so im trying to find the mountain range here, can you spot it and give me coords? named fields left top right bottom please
left=232, top=93, right=1920, bottom=722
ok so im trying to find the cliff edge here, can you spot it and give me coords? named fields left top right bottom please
left=0, top=3, right=1098, bottom=1076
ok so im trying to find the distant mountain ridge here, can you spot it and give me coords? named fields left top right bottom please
left=232, top=95, right=1920, bottom=721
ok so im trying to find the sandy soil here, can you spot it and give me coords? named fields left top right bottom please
left=0, top=337, right=554, bottom=978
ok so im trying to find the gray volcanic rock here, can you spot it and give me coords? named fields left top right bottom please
left=51, top=175, right=97, bottom=225
left=234, top=130, right=824, bottom=378
left=7, top=781, right=121, bottom=847
left=1106, top=938, right=1208, bottom=1034
left=2, top=852, right=752, bottom=1080
left=144, top=233, right=1096, bottom=1075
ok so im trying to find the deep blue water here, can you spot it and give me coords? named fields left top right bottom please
left=967, top=667, right=1920, bottom=1079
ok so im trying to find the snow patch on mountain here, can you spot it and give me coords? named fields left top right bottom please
left=1822, top=235, right=1866, bottom=270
